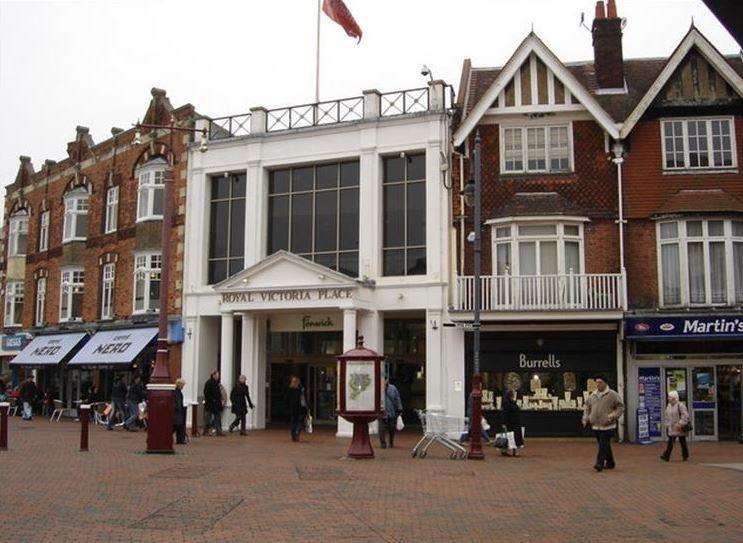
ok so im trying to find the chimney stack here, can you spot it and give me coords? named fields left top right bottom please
left=592, top=0, right=625, bottom=90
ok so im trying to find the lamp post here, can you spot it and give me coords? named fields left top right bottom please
left=133, top=117, right=207, bottom=454
left=463, top=130, right=484, bottom=460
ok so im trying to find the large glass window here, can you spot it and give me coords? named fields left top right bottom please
left=383, top=153, right=426, bottom=276
left=104, top=186, right=119, bottom=233
left=208, top=173, right=246, bottom=284
left=136, top=160, right=166, bottom=221
left=501, top=125, right=572, bottom=173
left=38, top=210, right=49, bottom=252
left=4, top=281, right=24, bottom=327
left=60, top=268, right=84, bottom=321
left=134, top=253, right=161, bottom=313
left=658, top=219, right=743, bottom=306
left=101, top=263, right=115, bottom=320
left=35, top=277, right=46, bottom=327
left=662, top=118, right=735, bottom=170
left=62, top=189, right=89, bottom=242
left=268, top=161, right=359, bottom=277
left=8, top=211, right=28, bottom=257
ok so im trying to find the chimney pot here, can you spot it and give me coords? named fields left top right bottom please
left=607, top=0, right=618, bottom=18
left=595, top=1, right=606, bottom=19
left=151, top=87, right=167, bottom=97
left=19, top=155, right=31, bottom=163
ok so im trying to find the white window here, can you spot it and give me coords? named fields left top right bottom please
left=35, top=277, right=46, bottom=327
left=60, top=268, right=85, bottom=321
left=661, top=117, right=736, bottom=170
left=136, top=161, right=166, bottom=222
left=38, top=211, right=50, bottom=252
left=133, top=253, right=161, bottom=313
left=8, top=211, right=28, bottom=257
left=492, top=221, right=583, bottom=276
left=501, top=125, right=572, bottom=174
left=104, top=186, right=119, bottom=233
left=4, top=281, right=24, bottom=327
left=657, top=219, right=743, bottom=306
left=62, top=189, right=89, bottom=242
left=101, top=263, right=115, bottom=320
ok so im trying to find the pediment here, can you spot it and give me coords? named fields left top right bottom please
left=214, top=250, right=358, bottom=292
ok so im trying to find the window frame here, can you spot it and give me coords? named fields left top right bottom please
left=38, top=210, right=50, bottom=252
left=8, top=211, right=29, bottom=257
left=4, top=280, right=24, bottom=327
left=660, top=117, right=737, bottom=171
left=656, top=218, right=743, bottom=307
left=34, top=277, right=46, bottom=327
left=133, top=251, right=162, bottom=314
left=207, top=172, right=247, bottom=284
left=136, top=160, right=167, bottom=222
left=62, top=189, right=89, bottom=243
left=59, top=267, right=85, bottom=322
left=100, top=263, right=115, bottom=320
left=104, top=186, right=119, bottom=234
left=499, top=122, right=574, bottom=175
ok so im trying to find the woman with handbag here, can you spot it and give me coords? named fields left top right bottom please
left=661, top=390, right=690, bottom=462
left=287, top=376, right=307, bottom=442
left=502, top=389, right=524, bottom=456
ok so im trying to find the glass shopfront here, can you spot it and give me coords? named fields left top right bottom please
left=384, top=318, right=426, bottom=425
left=466, top=331, right=617, bottom=437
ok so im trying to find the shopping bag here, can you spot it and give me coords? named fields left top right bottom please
left=481, top=417, right=490, bottom=431
left=306, top=411, right=314, bottom=434
left=138, top=401, right=147, bottom=419
left=103, top=403, right=112, bottom=417
left=495, top=431, right=516, bottom=450
left=396, top=415, right=405, bottom=431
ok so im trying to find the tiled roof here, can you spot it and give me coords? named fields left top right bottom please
left=493, top=191, right=584, bottom=218
left=654, top=188, right=743, bottom=215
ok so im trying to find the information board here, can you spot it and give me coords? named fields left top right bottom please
left=638, top=367, right=662, bottom=438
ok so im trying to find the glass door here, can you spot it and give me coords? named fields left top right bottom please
left=309, top=363, right=337, bottom=424
left=690, top=366, right=717, bottom=441
left=716, top=365, right=742, bottom=441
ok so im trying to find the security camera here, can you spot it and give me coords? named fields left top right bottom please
left=421, top=64, right=430, bottom=77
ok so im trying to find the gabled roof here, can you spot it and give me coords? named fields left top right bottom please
left=654, top=189, right=743, bottom=216
left=619, top=26, right=743, bottom=139
left=453, top=32, right=621, bottom=146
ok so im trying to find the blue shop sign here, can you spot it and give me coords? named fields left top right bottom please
left=2, top=333, right=30, bottom=352
left=625, top=315, right=743, bottom=340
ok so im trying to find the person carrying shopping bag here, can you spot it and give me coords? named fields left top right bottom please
left=502, top=390, right=524, bottom=456
left=287, top=376, right=307, bottom=442
left=379, top=378, right=403, bottom=449
left=229, top=375, right=255, bottom=435
left=661, top=390, right=690, bottom=462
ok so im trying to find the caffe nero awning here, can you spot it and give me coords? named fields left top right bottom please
left=67, top=327, right=158, bottom=367
left=10, top=332, right=88, bottom=367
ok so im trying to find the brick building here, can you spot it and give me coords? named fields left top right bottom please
left=449, top=0, right=742, bottom=440
left=1, top=88, right=196, bottom=406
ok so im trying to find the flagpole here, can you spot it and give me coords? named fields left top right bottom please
left=315, top=0, right=321, bottom=103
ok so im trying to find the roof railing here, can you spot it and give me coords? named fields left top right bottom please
left=207, top=113, right=251, bottom=140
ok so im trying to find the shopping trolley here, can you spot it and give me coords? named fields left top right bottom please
left=411, top=410, right=468, bottom=459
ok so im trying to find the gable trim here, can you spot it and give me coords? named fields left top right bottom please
left=619, top=27, right=743, bottom=139
left=453, top=33, right=620, bottom=147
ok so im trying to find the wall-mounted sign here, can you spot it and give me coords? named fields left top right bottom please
left=626, top=315, right=743, bottom=339
left=1, top=333, right=30, bottom=352
left=270, top=313, right=342, bottom=333
left=221, top=287, right=354, bottom=305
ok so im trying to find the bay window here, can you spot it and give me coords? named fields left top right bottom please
left=133, top=252, right=161, bottom=313
left=661, top=117, right=736, bottom=170
left=38, top=210, right=49, bottom=252
left=8, top=211, right=28, bottom=256
left=492, top=222, right=583, bottom=276
left=60, top=268, right=84, bottom=321
left=35, top=277, right=46, bottom=327
left=101, top=263, right=115, bottom=319
left=104, top=186, right=119, bottom=233
left=63, top=189, right=89, bottom=242
left=658, top=219, right=743, bottom=306
left=136, top=160, right=166, bottom=222
left=501, top=124, right=572, bottom=174
left=4, top=281, right=24, bottom=327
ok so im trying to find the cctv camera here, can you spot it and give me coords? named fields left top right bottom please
left=421, top=65, right=430, bottom=77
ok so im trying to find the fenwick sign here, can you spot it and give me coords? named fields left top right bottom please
left=221, top=287, right=354, bottom=305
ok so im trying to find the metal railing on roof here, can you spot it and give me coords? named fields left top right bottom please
left=380, top=87, right=429, bottom=116
left=208, top=113, right=251, bottom=140
left=266, top=96, right=364, bottom=132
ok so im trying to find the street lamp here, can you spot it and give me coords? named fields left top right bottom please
left=132, top=116, right=208, bottom=454
left=463, top=131, right=484, bottom=460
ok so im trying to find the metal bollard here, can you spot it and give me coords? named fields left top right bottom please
left=190, top=401, right=200, bottom=438
left=79, top=404, right=90, bottom=452
left=0, top=402, right=9, bottom=451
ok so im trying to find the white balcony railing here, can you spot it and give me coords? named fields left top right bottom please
left=454, top=273, right=625, bottom=312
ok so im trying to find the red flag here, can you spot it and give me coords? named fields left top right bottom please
left=322, top=0, right=363, bottom=42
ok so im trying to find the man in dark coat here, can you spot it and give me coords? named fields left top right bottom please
left=203, top=370, right=224, bottom=436
left=20, top=376, right=39, bottom=420
left=123, top=375, right=146, bottom=431
left=107, top=375, right=128, bottom=430
left=173, top=379, right=187, bottom=444
left=287, top=375, right=306, bottom=442
left=229, top=375, right=255, bottom=435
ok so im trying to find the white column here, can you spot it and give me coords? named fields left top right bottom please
left=182, top=316, right=198, bottom=427
left=616, top=327, right=625, bottom=442
left=425, top=309, right=445, bottom=414
left=220, top=312, right=235, bottom=427
left=241, top=312, right=267, bottom=429
left=445, top=323, right=466, bottom=419
left=358, top=140, right=380, bottom=279
left=337, top=308, right=357, bottom=437
left=359, top=310, right=383, bottom=435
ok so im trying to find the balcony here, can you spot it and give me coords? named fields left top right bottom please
left=454, top=273, right=625, bottom=314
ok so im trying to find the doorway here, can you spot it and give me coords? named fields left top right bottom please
left=690, top=366, right=717, bottom=441
left=717, top=365, right=742, bottom=441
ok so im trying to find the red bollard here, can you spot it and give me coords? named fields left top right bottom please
left=0, top=402, right=9, bottom=451
left=190, top=401, right=200, bottom=438
left=79, top=404, right=90, bottom=452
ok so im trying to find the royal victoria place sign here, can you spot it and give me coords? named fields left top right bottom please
left=626, top=315, right=743, bottom=340
left=221, top=287, right=354, bottom=305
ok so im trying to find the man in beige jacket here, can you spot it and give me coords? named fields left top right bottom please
left=582, top=375, right=624, bottom=472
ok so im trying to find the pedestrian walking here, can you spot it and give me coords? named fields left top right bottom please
left=287, top=376, right=306, bottom=442
left=173, top=379, right=187, bottom=445
left=20, top=376, right=39, bottom=420
left=107, top=375, right=127, bottom=430
left=582, top=375, right=624, bottom=472
left=229, top=375, right=255, bottom=435
left=660, top=390, right=690, bottom=462
left=203, top=370, right=224, bottom=436
left=124, top=375, right=146, bottom=431
left=0, top=374, right=8, bottom=402
left=379, top=378, right=403, bottom=449
left=502, top=389, right=524, bottom=456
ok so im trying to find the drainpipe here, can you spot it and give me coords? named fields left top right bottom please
left=458, top=153, right=465, bottom=275
left=612, top=141, right=627, bottom=311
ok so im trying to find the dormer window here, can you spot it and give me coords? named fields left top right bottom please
left=8, top=211, right=28, bottom=257
left=136, top=159, right=167, bottom=222
left=662, top=117, right=736, bottom=170
left=62, top=188, right=89, bottom=243
left=501, top=124, right=572, bottom=174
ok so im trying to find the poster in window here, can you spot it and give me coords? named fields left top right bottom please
left=345, top=360, right=375, bottom=412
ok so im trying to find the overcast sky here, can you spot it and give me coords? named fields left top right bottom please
left=0, top=0, right=739, bottom=215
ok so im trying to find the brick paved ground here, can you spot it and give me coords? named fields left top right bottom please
left=1, top=417, right=742, bottom=543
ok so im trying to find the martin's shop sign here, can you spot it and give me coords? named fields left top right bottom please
left=626, top=315, right=743, bottom=340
